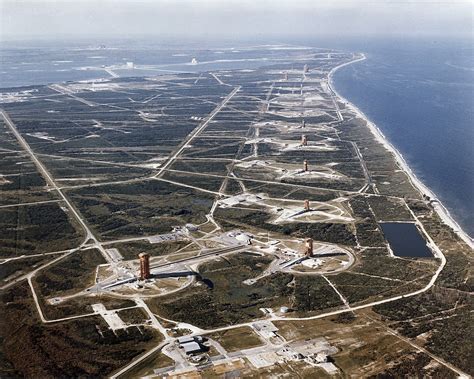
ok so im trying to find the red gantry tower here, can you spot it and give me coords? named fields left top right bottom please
left=139, top=253, right=150, bottom=280
left=305, top=238, right=313, bottom=257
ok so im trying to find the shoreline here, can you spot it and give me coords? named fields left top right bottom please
left=328, top=54, right=474, bottom=249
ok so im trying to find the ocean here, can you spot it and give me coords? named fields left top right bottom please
left=331, top=38, right=473, bottom=237
left=1, top=38, right=472, bottom=237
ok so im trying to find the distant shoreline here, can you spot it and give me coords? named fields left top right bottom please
left=328, top=54, right=473, bottom=249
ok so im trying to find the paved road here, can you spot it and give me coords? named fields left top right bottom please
left=363, top=313, right=470, bottom=378
left=1, top=110, right=112, bottom=263
left=2, top=57, right=465, bottom=378
left=150, top=245, right=248, bottom=271
left=0, top=199, right=62, bottom=209
left=49, top=84, right=97, bottom=107
left=110, top=341, right=169, bottom=379
left=350, top=140, right=375, bottom=193
left=153, top=86, right=241, bottom=179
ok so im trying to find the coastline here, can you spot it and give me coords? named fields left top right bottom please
left=328, top=54, right=474, bottom=249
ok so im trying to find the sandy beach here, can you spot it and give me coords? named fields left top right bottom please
left=328, top=54, right=474, bottom=249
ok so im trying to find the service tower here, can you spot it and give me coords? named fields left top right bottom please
left=301, top=135, right=308, bottom=146
left=304, top=199, right=310, bottom=211
left=305, top=238, right=313, bottom=257
left=139, top=253, right=151, bottom=280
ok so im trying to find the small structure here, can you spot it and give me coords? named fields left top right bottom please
left=303, top=160, right=308, bottom=172
left=224, top=230, right=253, bottom=245
left=91, top=304, right=126, bottom=331
left=126, top=61, right=134, bottom=69
left=252, top=321, right=279, bottom=339
left=280, top=306, right=289, bottom=313
left=319, top=362, right=339, bottom=375
left=236, top=233, right=252, bottom=245
left=189, top=354, right=208, bottom=365
left=305, top=238, right=313, bottom=257
left=178, top=336, right=206, bottom=355
left=177, top=336, right=194, bottom=344
left=301, top=257, right=323, bottom=269
left=139, top=253, right=150, bottom=280
left=185, top=223, right=198, bottom=232
left=301, top=134, right=307, bottom=146
left=304, top=199, right=310, bottom=211
left=182, top=342, right=204, bottom=355
left=314, top=352, right=329, bottom=363
left=191, top=58, right=198, bottom=65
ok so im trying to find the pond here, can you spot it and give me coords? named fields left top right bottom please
left=380, top=222, right=433, bottom=258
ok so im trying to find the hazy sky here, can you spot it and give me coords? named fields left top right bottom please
left=1, top=0, right=472, bottom=41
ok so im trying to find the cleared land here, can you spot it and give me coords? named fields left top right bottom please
left=0, top=46, right=471, bottom=378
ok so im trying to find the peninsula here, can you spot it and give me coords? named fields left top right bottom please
left=0, top=45, right=472, bottom=378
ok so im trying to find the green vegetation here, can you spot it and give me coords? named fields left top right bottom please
left=0, top=130, right=56, bottom=206
left=118, top=307, right=149, bottom=325
left=368, top=353, right=457, bottom=379
left=1, top=256, right=52, bottom=282
left=224, top=178, right=244, bottom=195
left=162, top=171, right=223, bottom=192
left=406, top=200, right=472, bottom=291
left=349, top=196, right=385, bottom=246
left=292, top=275, right=343, bottom=313
left=352, top=248, right=436, bottom=281
left=367, top=196, right=413, bottom=221
left=207, top=327, right=264, bottom=352
left=106, top=240, right=190, bottom=260
left=1, top=53, right=471, bottom=379
left=0, top=283, right=160, bottom=378
left=330, top=272, right=398, bottom=304
left=330, top=312, right=357, bottom=324
left=374, top=287, right=472, bottom=375
left=35, top=249, right=105, bottom=297
left=40, top=293, right=136, bottom=322
left=41, top=156, right=152, bottom=186
left=0, top=202, right=83, bottom=257
left=241, top=182, right=337, bottom=202
left=215, top=207, right=356, bottom=245
left=170, top=159, right=230, bottom=175
left=121, top=350, right=174, bottom=378
left=67, top=180, right=214, bottom=241
left=148, top=253, right=293, bottom=328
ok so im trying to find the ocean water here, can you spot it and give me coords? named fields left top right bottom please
left=0, top=40, right=299, bottom=88
left=331, top=39, right=474, bottom=237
